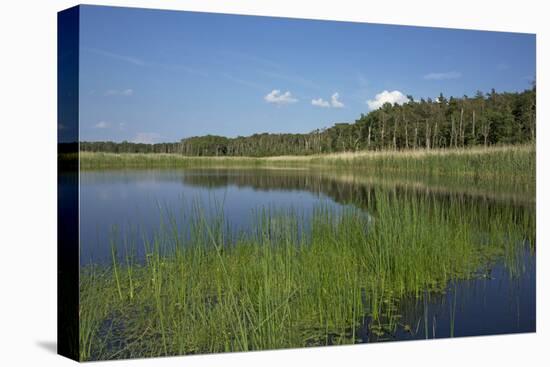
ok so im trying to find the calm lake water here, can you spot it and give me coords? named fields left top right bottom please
left=80, top=168, right=535, bottom=340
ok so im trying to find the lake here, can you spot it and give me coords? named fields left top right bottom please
left=79, top=168, right=535, bottom=343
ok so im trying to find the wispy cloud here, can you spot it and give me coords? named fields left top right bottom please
left=92, top=121, right=126, bottom=130
left=219, top=51, right=282, bottom=70
left=84, top=47, right=208, bottom=77
left=94, top=121, right=110, bottom=129
left=222, top=73, right=266, bottom=91
left=366, top=90, right=408, bottom=110
left=357, top=73, right=369, bottom=88
left=85, top=47, right=146, bottom=66
left=311, top=92, right=345, bottom=108
left=104, top=88, right=134, bottom=96
left=132, top=132, right=161, bottom=144
left=264, top=90, right=298, bottom=105
left=496, top=63, right=509, bottom=71
left=260, top=70, right=318, bottom=90
left=423, top=71, right=461, bottom=80
left=158, top=63, right=209, bottom=77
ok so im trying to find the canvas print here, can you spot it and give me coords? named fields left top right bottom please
left=58, top=4, right=536, bottom=361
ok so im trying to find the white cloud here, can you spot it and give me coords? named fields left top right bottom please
left=264, top=89, right=298, bottom=105
left=330, top=93, right=344, bottom=108
left=105, top=88, right=134, bottom=96
left=366, top=90, right=408, bottom=110
left=311, top=92, right=345, bottom=108
left=423, top=71, right=461, bottom=80
left=132, top=132, right=160, bottom=144
left=94, top=121, right=110, bottom=129
left=311, top=98, right=330, bottom=108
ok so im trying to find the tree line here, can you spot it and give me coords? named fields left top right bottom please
left=80, top=87, right=536, bottom=156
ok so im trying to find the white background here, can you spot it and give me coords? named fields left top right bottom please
left=0, top=0, right=547, bottom=365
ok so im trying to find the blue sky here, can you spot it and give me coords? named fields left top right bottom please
left=79, top=5, right=536, bottom=143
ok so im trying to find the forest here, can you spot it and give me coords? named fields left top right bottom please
left=80, top=87, right=536, bottom=157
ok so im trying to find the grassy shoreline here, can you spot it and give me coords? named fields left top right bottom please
left=76, top=144, right=535, bottom=178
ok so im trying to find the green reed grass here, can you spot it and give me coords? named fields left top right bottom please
left=79, top=188, right=534, bottom=360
